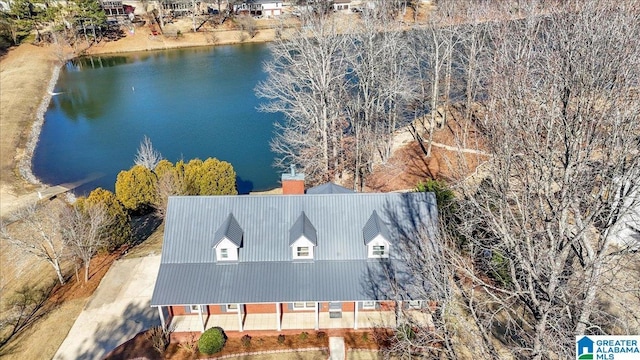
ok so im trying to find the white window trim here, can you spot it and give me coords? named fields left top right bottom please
left=189, top=304, right=201, bottom=312
left=291, top=242, right=315, bottom=260
left=220, top=248, right=229, bottom=259
left=408, top=300, right=423, bottom=309
left=297, top=246, right=310, bottom=257
left=362, top=301, right=376, bottom=310
left=367, top=237, right=390, bottom=259
left=292, top=302, right=315, bottom=310
left=372, top=245, right=386, bottom=256
left=226, top=304, right=239, bottom=312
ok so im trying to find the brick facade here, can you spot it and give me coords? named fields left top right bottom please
left=171, top=301, right=400, bottom=316
left=282, top=179, right=305, bottom=194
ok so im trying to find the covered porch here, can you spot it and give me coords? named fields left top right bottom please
left=161, top=302, right=432, bottom=333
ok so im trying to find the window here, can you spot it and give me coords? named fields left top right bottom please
left=226, top=304, right=239, bottom=312
left=190, top=305, right=201, bottom=312
left=296, top=247, right=309, bottom=257
left=372, top=245, right=386, bottom=256
left=362, top=301, right=376, bottom=310
left=408, top=300, right=423, bottom=309
left=293, top=302, right=315, bottom=310
left=220, top=248, right=228, bottom=259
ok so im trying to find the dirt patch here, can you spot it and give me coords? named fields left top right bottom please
left=366, top=113, right=489, bottom=192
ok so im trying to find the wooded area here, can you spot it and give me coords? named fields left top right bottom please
left=258, top=0, right=640, bottom=358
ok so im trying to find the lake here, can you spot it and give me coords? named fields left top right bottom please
left=33, top=44, right=282, bottom=195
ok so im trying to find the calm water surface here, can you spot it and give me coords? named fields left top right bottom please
left=33, top=44, right=281, bottom=195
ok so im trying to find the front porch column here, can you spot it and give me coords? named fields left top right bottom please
left=237, top=303, right=244, bottom=332
left=197, top=305, right=205, bottom=333
left=276, top=302, right=282, bottom=331
left=354, top=301, right=358, bottom=330
left=157, top=306, right=166, bottom=330
left=314, top=302, right=319, bottom=330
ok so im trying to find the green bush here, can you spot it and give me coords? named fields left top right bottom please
left=277, top=334, right=285, bottom=344
left=489, top=251, right=512, bottom=287
left=299, top=331, right=309, bottom=341
left=198, top=327, right=227, bottom=355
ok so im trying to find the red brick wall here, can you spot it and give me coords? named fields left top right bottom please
left=282, top=180, right=305, bottom=194
left=208, top=305, right=225, bottom=314
left=170, top=306, right=188, bottom=316
left=245, top=303, right=278, bottom=314
left=169, top=301, right=399, bottom=316
left=343, top=302, right=355, bottom=312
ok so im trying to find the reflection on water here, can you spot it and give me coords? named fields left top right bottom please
left=33, top=44, right=281, bottom=195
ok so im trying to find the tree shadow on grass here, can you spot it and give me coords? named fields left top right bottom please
left=0, top=281, right=57, bottom=355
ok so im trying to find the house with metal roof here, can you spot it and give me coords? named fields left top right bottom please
left=150, top=172, right=439, bottom=333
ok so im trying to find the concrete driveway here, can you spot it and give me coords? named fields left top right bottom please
left=54, top=255, right=161, bottom=360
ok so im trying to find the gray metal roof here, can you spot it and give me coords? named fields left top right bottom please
left=213, top=213, right=243, bottom=248
left=363, top=210, right=392, bottom=245
left=151, top=260, right=420, bottom=306
left=289, top=211, right=317, bottom=246
left=306, top=182, right=355, bottom=194
left=152, top=192, right=438, bottom=306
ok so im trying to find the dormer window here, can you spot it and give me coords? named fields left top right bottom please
left=372, top=245, right=386, bottom=257
left=290, top=212, right=317, bottom=260
left=363, top=210, right=392, bottom=259
left=296, top=246, right=310, bottom=258
left=213, top=213, right=243, bottom=262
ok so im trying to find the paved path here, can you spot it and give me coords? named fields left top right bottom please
left=53, top=255, right=161, bottom=360
left=329, top=337, right=345, bottom=360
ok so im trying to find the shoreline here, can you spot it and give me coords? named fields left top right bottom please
left=0, top=29, right=280, bottom=215
left=82, top=27, right=282, bottom=56
left=19, top=64, right=61, bottom=187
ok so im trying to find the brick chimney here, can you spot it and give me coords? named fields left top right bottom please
left=281, top=165, right=305, bottom=195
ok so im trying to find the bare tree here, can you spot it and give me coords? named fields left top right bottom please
left=256, top=15, right=349, bottom=184
left=406, top=8, right=459, bottom=158
left=451, top=1, right=640, bottom=358
left=0, top=202, right=67, bottom=285
left=134, top=135, right=163, bottom=170
left=61, top=203, right=112, bottom=283
left=344, top=12, right=414, bottom=189
left=237, top=15, right=257, bottom=38
left=152, top=168, right=185, bottom=219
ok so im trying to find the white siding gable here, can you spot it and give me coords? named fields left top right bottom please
left=215, top=238, right=239, bottom=261
left=291, top=237, right=315, bottom=259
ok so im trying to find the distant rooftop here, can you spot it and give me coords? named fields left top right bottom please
left=306, top=182, right=355, bottom=194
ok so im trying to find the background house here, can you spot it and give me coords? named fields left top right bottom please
left=234, top=0, right=283, bottom=17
